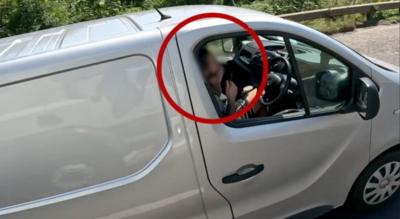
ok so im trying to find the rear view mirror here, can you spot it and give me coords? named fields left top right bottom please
left=221, top=38, right=234, bottom=53
left=356, top=77, right=380, bottom=120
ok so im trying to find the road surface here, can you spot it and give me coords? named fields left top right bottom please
left=319, top=195, right=400, bottom=219
left=332, top=24, right=400, bottom=67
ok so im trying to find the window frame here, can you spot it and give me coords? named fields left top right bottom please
left=193, top=30, right=367, bottom=128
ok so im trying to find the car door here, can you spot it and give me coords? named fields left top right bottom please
left=176, top=20, right=373, bottom=218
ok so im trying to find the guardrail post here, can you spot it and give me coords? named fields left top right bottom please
left=366, top=6, right=377, bottom=20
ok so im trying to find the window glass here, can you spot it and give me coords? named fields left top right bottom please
left=289, top=39, right=351, bottom=113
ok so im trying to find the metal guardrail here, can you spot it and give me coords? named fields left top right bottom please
left=280, top=1, right=400, bottom=21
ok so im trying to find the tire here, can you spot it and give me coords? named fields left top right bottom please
left=347, top=150, right=400, bottom=212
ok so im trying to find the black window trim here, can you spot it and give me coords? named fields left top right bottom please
left=193, top=30, right=367, bottom=128
left=283, top=36, right=311, bottom=116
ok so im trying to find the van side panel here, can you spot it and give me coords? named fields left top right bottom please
left=0, top=56, right=167, bottom=207
left=0, top=49, right=207, bottom=218
left=370, top=67, right=400, bottom=159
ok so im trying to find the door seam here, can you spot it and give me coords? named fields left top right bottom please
left=174, top=35, right=235, bottom=219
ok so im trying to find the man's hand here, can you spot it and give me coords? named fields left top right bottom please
left=243, top=86, right=265, bottom=103
left=225, top=80, right=238, bottom=103
left=243, top=86, right=266, bottom=116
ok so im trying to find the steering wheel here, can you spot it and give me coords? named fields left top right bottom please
left=248, top=51, right=293, bottom=106
left=261, top=55, right=293, bottom=106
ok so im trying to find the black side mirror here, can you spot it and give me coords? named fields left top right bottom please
left=356, top=77, right=380, bottom=120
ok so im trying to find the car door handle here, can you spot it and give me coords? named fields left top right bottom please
left=222, top=164, right=264, bottom=184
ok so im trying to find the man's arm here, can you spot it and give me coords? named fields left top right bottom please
left=225, top=80, right=238, bottom=115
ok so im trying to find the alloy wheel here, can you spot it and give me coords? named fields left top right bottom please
left=363, top=161, right=400, bottom=205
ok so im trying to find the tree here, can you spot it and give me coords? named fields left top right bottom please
left=223, top=0, right=236, bottom=6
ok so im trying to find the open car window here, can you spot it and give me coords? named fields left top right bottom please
left=197, top=34, right=306, bottom=123
left=196, top=33, right=355, bottom=126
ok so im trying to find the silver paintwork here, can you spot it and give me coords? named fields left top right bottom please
left=0, top=17, right=138, bottom=63
left=0, top=23, right=212, bottom=219
left=0, top=5, right=399, bottom=219
left=0, top=55, right=170, bottom=208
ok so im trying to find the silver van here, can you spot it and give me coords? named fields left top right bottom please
left=0, top=5, right=399, bottom=219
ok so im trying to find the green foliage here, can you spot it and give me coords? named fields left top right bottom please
left=0, top=0, right=110, bottom=37
left=0, top=0, right=398, bottom=38
left=240, top=0, right=321, bottom=14
left=302, top=14, right=365, bottom=34
left=1, top=0, right=53, bottom=37
left=0, top=0, right=220, bottom=37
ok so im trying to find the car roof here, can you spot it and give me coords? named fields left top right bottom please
left=129, top=5, right=273, bottom=30
left=0, top=5, right=276, bottom=63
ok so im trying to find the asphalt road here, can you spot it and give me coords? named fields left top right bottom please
left=318, top=24, right=400, bottom=219
left=319, top=194, right=400, bottom=219
left=332, top=24, right=400, bottom=67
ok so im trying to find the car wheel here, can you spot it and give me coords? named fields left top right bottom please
left=348, top=150, right=400, bottom=211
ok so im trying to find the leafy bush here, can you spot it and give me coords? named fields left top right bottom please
left=0, top=0, right=55, bottom=37
left=0, top=0, right=222, bottom=37
left=240, top=0, right=321, bottom=14
left=0, top=0, right=398, bottom=38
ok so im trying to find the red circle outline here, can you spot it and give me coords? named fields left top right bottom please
left=157, top=12, right=269, bottom=124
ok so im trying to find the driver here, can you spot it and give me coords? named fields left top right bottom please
left=198, top=48, right=265, bottom=118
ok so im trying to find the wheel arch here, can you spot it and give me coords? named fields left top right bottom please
left=344, top=143, right=400, bottom=205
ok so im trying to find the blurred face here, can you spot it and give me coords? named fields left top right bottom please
left=203, top=54, right=224, bottom=87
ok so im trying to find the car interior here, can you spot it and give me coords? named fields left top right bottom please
left=198, top=34, right=351, bottom=121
